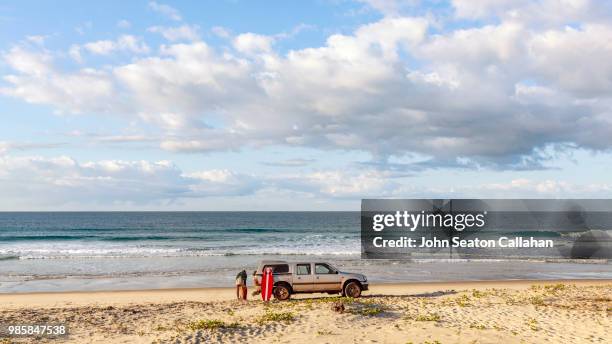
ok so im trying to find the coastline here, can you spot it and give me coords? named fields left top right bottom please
left=1, top=279, right=610, bottom=343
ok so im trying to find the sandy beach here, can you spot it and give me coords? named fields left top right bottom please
left=0, top=279, right=610, bottom=343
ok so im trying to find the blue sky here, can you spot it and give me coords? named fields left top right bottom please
left=1, top=0, right=612, bottom=210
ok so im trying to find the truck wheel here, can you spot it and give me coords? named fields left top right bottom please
left=273, top=285, right=291, bottom=301
left=344, top=281, right=362, bottom=298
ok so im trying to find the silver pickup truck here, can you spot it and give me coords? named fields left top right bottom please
left=253, top=260, right=368, bottom=300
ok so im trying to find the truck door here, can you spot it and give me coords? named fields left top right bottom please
left=292, top=263, right=314, bottom=292
left=314, top=263, right=342, bottom=292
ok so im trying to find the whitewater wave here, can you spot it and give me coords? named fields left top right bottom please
left=0, top=244, right=361, bottom=260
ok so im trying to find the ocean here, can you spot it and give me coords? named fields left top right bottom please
left=0, top=212, right=610, bottom=293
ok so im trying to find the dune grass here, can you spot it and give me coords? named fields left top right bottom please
left=257, top=311, right=296, bottom=324
left=187, top=319, right=240, bottom=331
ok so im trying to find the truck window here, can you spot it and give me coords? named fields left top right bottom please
left=263, top=264, right=289, bottom=273
left=315, top=263, right=334, bottom=274
left=296, top=264, right=311, bottom=275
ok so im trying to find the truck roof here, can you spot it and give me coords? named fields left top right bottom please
left=258, top=260, right=334, bottom=264
left=258, top=260, right=288, bottom=264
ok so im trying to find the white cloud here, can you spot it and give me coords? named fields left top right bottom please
left=476, top=178, right=612, bottom=197
left=0, top=152, right=610, bottom=208
left=357, top=0, right=418, bottom=16
left=3, top=46, right=52, bottom=75
left=3, top=1, right=612, bottom=169
left=276, top=170, right=400, bottom=198
left=451, top=0, right=520, bottom=19
left=117, top=19, right=131, bottom=29
left=26, top=35, right=47, bottom=45
left=148, top=1, right=182, bottom=21
left=83, top=40, right=116, bottom=55
left=211, top=26, right=231, bottom=38
left=83, top=35, right=149, bottom=55
left=233, top=33, right=274, bottom=54
left=527, top=24, right=612, bottom=96
left=117, top=35, right=150, bottom=54
left=0, top=142, right=9, bottom=155
left=0, top=155, right=260, bottom=208
left=1, top=48, right=115, bottom=113
left=262, top=158, right=315, bottom=167
left=148, top=25, right=199, bottom=42
left=451, top=0, right=608, bottom=26
left=68, top=44, right=82, bottom=63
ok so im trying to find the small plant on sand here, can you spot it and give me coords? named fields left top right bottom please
left=529, top=295, right=545, bottom=306
left=525, top=317, right=539, bottom=331
left=455, top=294, right=471, bottom=307
left=423, top=340, right=442, bottom=344
left=543, top=283, right=566, bottom=294
left=317, top=330, right=335, bottom=335
left=188, top=319, right=240, bottom=331
left=257, top=311, right=295, bottom=324
left=414, top=313, right=441, bottom=322
left=469, top=322, right=486, bottom=330
left=471, top=290, right=486, bottom=298
left=356, top=306, right=385, bottom=316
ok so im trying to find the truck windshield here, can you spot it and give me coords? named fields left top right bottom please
left=314, top=263, right=335, bottom=274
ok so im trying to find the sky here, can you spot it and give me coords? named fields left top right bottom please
left=1, top=0, right=612, bottom=210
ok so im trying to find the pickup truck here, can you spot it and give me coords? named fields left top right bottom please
left=253, top=260, right=368, bottom=300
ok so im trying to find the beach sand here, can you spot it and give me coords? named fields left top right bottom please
left=0, top=280, right=610, bottom=343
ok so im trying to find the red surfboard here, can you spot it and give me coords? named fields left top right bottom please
left=261, top=267, right=274, bottom=301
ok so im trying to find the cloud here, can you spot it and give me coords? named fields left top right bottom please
left=148, top=1, right=182, bottom=21
left=3, top=1, right=612, bottom=170
left=26, top=35, right=47, bottom=45
left=211, top=26, right=231, bottom=38
left=0, top=152, right=610, bottom=208
left=233, top=33, right=274, bottom=54
left=1, top=48, right=115, bottom=113
left=117, top=19, right=131, bottom=29
left=83, top=40, right=116, bottom=55
left=356, top=0, right=418, bottom=16
left=148, top=25, right=200, bottom=42
left=0, top=141, right=64, bottom=154
left=0, top=155, right=260, bottom=208
left=68, top=44, right=82, bottom=63
left=275, top=170, right=402, bottom=198
left=450, top=0, right=610, bottom=25
left=469, top=178, right=612, bottom=197
left=261, top=158, right=316, bottom=167
left=83, top=35, right=150, bottom=55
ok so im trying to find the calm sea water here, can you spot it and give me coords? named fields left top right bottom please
left=0, top=212, right=610, bottom=292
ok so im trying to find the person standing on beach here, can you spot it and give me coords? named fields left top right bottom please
left=252, top=270, right=261, bottom=296
left=235, top=270, right=247, bottom=300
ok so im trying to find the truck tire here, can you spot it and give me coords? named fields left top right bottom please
left=344, top=281, right=362, bottom=298
left=273, top=284, right=291, bottom=301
